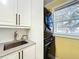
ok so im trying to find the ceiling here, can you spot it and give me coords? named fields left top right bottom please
left=44, top=0, right=54, bottom=5
left=44, top=0, right=75, bottom=10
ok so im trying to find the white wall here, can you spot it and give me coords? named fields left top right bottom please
left=0, top=28, right=29, bottom=43
left=29, top=0, right=43, bottom=59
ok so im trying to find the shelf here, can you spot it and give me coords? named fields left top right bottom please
left=0, top=25, right=30, bottom=29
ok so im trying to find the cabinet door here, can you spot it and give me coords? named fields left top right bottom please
left=23, top=45, right=35, bottom=59
left=18, top=0, right=31, bottom=26
left=0, top=0, right=17, bottom=25
left=1, top=52, right=19, bottom=59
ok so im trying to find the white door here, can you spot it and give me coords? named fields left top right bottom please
left=18, top=0, right=31, bottom=26
left=0, top=0, right=17, bottom=25
left=0, top=52, right=19, bottom=59
left=23, top=45, right=36, bottom=59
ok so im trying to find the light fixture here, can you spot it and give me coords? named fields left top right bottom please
left=1, top=0, right=7, bottom=5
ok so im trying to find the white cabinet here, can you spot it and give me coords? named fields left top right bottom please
left=0, top=0, right=31, bottom=27
left=1, top=52, right=19, bottom=59
left=18, top=0, right=31, bottom=26
left=23, top=45, right=35, bottom=59
left=0, top=0, right=17, bottom=25
left=0, top=45, right=35, bottom=59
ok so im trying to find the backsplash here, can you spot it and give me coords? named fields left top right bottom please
left=0, top=28, right=29, bottom=43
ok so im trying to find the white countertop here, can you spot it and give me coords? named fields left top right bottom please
left=0, top=40, right=35, bottom=58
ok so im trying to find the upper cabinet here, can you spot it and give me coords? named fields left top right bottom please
left=0, top=0, right=31, bottom=27
left=0, top=0, right=17, bottom=25
left=18, top=0, right=31, bottom=26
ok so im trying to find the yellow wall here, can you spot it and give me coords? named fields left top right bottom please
left=45, top=0, right=79, bottom=59
left=56, top=37, right=79, bottom=59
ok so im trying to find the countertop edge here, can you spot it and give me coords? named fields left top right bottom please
left=0, top=40, right=36, bottom=58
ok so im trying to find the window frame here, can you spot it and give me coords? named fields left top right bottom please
left=53, top=0, right=79, bottom=39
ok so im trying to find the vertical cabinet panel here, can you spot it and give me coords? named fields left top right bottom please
left=0, top=45, right=36, bottom=59
left=1, top=52, right=19, bottom=59
left=23, top=45, right=35, bottom=59
left=18, top=0, right=31, bottom=26
left=0, top=0, right=17, bottom=25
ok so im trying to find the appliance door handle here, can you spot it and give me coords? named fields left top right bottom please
left=16, top=13, right=18, bottom=25
left=19, top=14, right=20, bottom=25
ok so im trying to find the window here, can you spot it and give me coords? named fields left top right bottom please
left=54, top=3, right=79, bottom=36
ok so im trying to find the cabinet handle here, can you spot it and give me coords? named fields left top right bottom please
left=16, top=13, right=18, bottom=25
left=19, top=14, right=20, bottom=25
left=18, top=52, right=20, bottom=59
left=22, top=51, right=23, bottom=59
